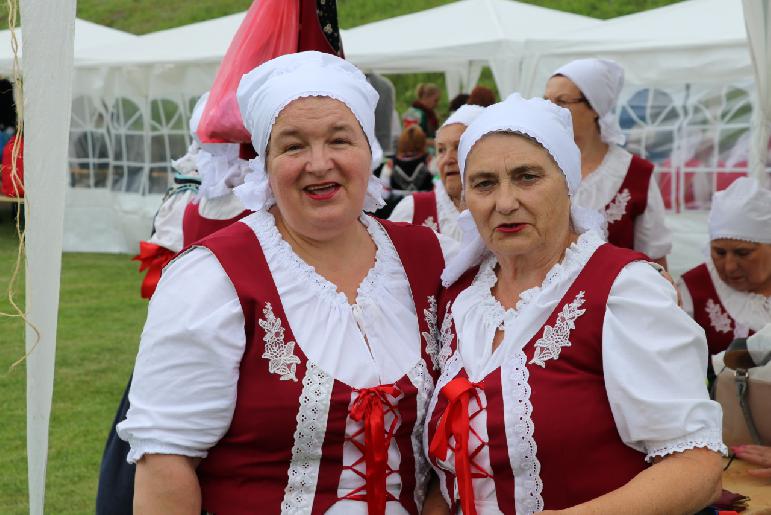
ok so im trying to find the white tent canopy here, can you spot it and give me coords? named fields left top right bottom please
left=0, top=18, right=137, bottom=74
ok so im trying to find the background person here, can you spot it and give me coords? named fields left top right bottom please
left=424, top=94, right=724, bottom=514
left=545, top=58, right=671, bottom=267
left=403, top=82, right=441, bottom=142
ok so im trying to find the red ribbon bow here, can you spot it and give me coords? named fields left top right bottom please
left=132, top=241, right=176, bottom=299
left=348, top=384, right=401, bottom=515
left=429, top=376, right=484, bottom=515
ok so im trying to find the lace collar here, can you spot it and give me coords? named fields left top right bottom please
left=580, top=144, right=632, bottom=190
left=706, top=257, right=771, bottom=332
left=465, top=230, right=605, bottom=330
left=246, top=209, right=394, bottom=308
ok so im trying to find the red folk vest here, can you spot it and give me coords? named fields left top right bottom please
left=194, top=217, right=444, bottom=515
left=427, top=244, right=649, bottom=513
left=680, top=263, right=751, bottom=355
left=605, top=154, right=654, bottom=253
left=411, top=191, right=439, bottom=231
left=181, top=200, right=252, bottom=248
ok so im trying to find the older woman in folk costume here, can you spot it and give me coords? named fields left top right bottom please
left=118, top=51, right=457, bottom=514
left=677, top=178, right=771, bottom=375
left=390, top=105, right=484, bottom=241
left=545, top=59, right=671, bottom=267
left=423, top=94, right=725, bottom=514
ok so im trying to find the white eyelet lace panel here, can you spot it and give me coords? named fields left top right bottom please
left=424, top=351, right=464, bottom=506
left=408, top=359, right=435, bottom=511
left=502, top=350, right=544, bottom=514
left=605, top=188, right=631, bottom=224
left=281, top=362, right=335, bottom=513
left=259, top=302, right=302, bottom=382
left=644, top=428, right=728, bottom=463
left=529, top=291, right=587, bottom=368
left=705, top=298, right=732, bottom=334
left=422, top=296, right=455, bottom=371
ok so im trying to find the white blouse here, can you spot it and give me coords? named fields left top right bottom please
left=194, top=190, right=247, bottom=220
left=447, top=230, right=725, bottom=468
left=574, top=145, right=671, bottom=259
left=118, top=210, right=455, bottom=511
left=389, top=181, right=462, bottom=242
left=146, top=189, right=195, bottom=253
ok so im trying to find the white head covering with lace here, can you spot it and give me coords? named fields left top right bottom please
left=708, top=177, right=771, bottom=244
left=234, top=51, right=384, bottom=212
left=442, top=93, right=604, bottom=286
left=552, top=58, right=626, bottom=146
left=440, top=104, right=485, bottom=130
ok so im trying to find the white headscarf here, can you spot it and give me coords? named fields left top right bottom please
left=170, top=94, right=207, bottom=176
left=183, top=92, right=251, bottom=200
left=234, top=51, right=384, bottom=212
left=553, top=58, right=626, bottom=146
left=440, top=104, right=485, bottom=130
left=708, top=177, right=771, bottom=244
left=442, top=93, right=604, bottom=286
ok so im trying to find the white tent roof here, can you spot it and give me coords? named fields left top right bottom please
left=0, top=18, right=138, bottom=73
left=520, top=0, right=752, bottom=94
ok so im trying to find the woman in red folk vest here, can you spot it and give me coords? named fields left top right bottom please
left=545, top=59, right=671, bottom=268
left=118, top=51, right=456, bottom=514
left=677, top=177, right=771, bottom=375
left=390, top=105, right=484, bottom=242
left=422, top=94, right=725, bottom=514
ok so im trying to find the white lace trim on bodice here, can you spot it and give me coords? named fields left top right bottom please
left=706, top=257, right=771, bottom=333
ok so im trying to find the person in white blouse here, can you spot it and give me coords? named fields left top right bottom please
left=544, top=58, right=671, bottom=267
left=119, top=52, right=455, bottom=514
left=389, top=105, right=484, bottom=241
left=422, top=94, right=724, bottom=514
left=677, top=177, right=771, bottom=385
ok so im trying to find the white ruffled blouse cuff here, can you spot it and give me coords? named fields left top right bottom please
left=123, top=438, right=209, bottom=464
left=643, top=428, right=728, bottom=463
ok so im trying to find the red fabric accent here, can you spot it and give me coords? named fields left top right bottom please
left=393, top=379, right=419, bottom=514
left=527, top=244, right=649, bottom=508
left=605, top=154, right=654, bottom=254
left=1, top=135, right=23, bottom=197
left=197, top=0, right=300, bottom=143
left=482, top=371, right=516, bottom=515
left=345, top=385, right=401, bottom=515
left=411, top=191, right=439, bottom=230
left=196, top=221, right=308, bottom=513
left=681, top=263, right=736, bottom=355
left=181, top=201, right=252, bottom=247
left=131, top=241, right=175, bottom=299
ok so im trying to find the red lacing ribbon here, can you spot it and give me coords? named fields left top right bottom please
left=429, top=376, right=492, bottom=515
left=343, top=384, right=402, bottom=515
left=132, top=241, right=176, bottom=299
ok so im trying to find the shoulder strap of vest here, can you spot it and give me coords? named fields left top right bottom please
left=622, top=154, right=655, bottom=215
left=412, top=191, right=439, bottom=228
left=377, top=217, right=444, bottom=293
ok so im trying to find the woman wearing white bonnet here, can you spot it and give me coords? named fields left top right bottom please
left=389, top=104, right=484, bottom=241
left=180, top=91, right=252, bottom=248
left=424, top=93, right=724, bottom=513
left=678, top=177, right=771, bottom=373
left=119, top=51, right=456, bottom=514
left=545, top=58, right=671, bottom=267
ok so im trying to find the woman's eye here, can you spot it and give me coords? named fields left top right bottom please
left=283, top=143, right=303, bottom=152
left=331, top=138, right=351, bottom=145
left=735, top=249, right=751, bottom=257
left=472, top=179, right=495, bottom=190
left=520, top=173, right=539, bottom=182
left=713, top=249, right=726, bottom=256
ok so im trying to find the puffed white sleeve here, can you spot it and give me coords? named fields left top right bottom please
left=748, top=323, right=771, bottom=366
left=632, top=178, right=672, bottom=260
left=146, top=189, right=195, bottom=252
left=388, top=195, right=415, bottom=223
left=602, top=261, right=727, bottom=462
left=116, top=247, right=246, bottom=463
left=675, top=277, right=695, bottom=318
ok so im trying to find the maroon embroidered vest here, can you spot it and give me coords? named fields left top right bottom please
left=681, top=263, right=750, bottom=355
left=411, top=191, right=439, bottom=231
left=181, top=200, right=252, bottom=248
left=194, top=217, right=444, bottom=514
left=427, top=244, right=649, bottom=512
left=605, top=154, right=654, bottom=254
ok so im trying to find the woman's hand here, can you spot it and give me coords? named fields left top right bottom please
left=732, top=445, right=771, bottom=478
left=134, top=454, right=201, bottom=515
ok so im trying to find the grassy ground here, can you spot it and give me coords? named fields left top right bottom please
left=0, top=208, right=146, bottom=513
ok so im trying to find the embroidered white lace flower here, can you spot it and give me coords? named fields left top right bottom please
left=529, top=291, right=587, bottom=368
left=281, top=362, right=334, bottom=512
left=422, top=296, right=455, bottom=371
left=422, top=216, right=438, bottom=232
left=259, top=302, right=302, bottom=381
left=605, top=188, right=631, bottom=224
left=705, top=298, right=732, bottom=334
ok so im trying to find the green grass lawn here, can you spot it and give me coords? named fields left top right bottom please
left=0, top=213, right=147, bottom=513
